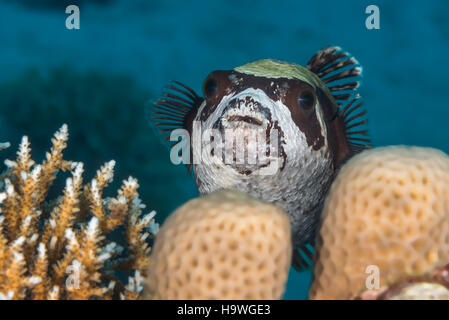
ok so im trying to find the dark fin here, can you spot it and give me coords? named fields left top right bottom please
left=339, top=94, right=370, bottom=154
left=307, top=46, right=362, bottom=106
left=307, top=47, right=370, bottom=156
left=292, top=243, right=315, bottom=272
left=147, top=81, right=204, bottom=173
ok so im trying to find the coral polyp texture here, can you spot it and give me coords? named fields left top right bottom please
left=145, top=189, right=292, bottom=300
left=309, top=146, right=449, bottom=300
left=0, top=125, right=158, bottom=300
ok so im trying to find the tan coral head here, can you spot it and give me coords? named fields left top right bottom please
left=309, top=146, right=449, bottom=300
left=145, top=189, right=292, bottom=300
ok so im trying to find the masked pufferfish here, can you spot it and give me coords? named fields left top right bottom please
left=150, top=47, right=369, bottom=271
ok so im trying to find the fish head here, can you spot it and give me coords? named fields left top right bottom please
left=193, top=59, right=343, bottom=176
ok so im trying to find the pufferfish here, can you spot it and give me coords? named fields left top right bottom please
left=150, top=47, right=369, bottom=271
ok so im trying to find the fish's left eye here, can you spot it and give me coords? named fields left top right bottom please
left=203, top=77, right=219, bottom=99
left=297, top=89, right=316, bottom=112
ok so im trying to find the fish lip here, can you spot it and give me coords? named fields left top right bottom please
left=227, top=115, right=263, bottom=126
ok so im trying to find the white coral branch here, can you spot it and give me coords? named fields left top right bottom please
left=0, top=142, right=10, bottom=150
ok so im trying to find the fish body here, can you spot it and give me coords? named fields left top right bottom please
left=150, top=47, right=369, bottom=270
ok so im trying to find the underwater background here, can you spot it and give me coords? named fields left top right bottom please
left=0, top=0, right=447, bottom=299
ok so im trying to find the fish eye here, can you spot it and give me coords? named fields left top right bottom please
left=297, top=89, right=316, bottom=112
left=203, top=77, right=218, bottom=99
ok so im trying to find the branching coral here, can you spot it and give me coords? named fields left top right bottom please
left=309, top=146, right=449, bottom=300
left=144, top=189, right=291, bottom=300
left=0, top=66, right=188, bottom=223
left=0, top=124, right=158, bottom=300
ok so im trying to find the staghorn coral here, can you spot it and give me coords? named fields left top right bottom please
left=309, top=146, right=449, bottom=300
left=0, top=124, right=158, bottom=300
left=0, top=66, right=189, bottom=225
left=0, top=142, right=9, bottom=151
left=144, top=189, right=292, bottom=300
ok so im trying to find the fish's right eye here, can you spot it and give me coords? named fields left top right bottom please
left=203, top=77, right=218, bottom=99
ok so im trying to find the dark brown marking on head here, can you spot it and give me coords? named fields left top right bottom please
left=280, top=79, right=325, bottom=151
left=315, top=87, right=352, bottom=168
left=271, top=120, right=287, bottom=171
left=199, top=70, right=234, bottom=122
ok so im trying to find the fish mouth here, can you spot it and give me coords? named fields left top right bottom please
left=218, top=93, right=272, bottom=129
left=227, top=115, right=263, bottom=126
left=206, top=93, right=286, bottom=176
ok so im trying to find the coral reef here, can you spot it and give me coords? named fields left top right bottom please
left=309, top=146, right=449, bottom=300
left=0, top=125, right=158, bottom=300
left=144, top=189, right=291, bottom=300
left=0, top=66, right=191, bottom=224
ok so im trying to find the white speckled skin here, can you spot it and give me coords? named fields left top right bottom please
left=192, top=88, right=334, bottom=246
